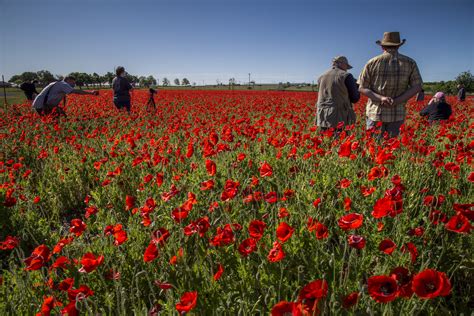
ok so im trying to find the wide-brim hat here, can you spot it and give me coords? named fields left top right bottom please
left=333, top=56, right=353, bottom=69
left=376, top=32, right=406, bottom=47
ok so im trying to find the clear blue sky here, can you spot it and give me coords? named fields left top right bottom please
left=1, top=0, right=473, bottom=84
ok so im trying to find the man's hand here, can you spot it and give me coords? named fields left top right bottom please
left=380, top=96, right=393, bottom=106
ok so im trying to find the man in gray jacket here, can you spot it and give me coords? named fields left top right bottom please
left=316, top=56, right=360, bottom=132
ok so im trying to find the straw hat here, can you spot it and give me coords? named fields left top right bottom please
left=376, top=32, right=406, bottom=47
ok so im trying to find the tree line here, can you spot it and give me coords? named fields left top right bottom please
left=8, top=70, right=193, bottom=88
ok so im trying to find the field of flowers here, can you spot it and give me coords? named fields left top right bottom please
left=0, top=90, right=473, bottom=315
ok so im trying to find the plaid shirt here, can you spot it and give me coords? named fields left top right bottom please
left=359, top=51, right=423, bottom=122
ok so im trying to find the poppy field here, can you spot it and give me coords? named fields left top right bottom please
left=0, top=90, right=473, bottom=315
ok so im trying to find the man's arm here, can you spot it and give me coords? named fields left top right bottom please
left=345, top=74, right=360, bottom=103
left=392, top=84, right=422, bottom=106
left=359, top=87, right=393, bottom=106
left=71, top=89, right=99, bottom=96
left=420, top=104, right=431, bottom=116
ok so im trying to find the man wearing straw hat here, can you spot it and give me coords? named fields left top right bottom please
left=316, top=56, right=360, bottom=132
left=359, top=32, right=423, bottom=137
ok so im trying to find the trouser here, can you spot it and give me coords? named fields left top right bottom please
left=366, top=118, right=404, bottom=138
left=147, top=97, right=156, bottom=109
left=114, top=99, right=131, bottom=113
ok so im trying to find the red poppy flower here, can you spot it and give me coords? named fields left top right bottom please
left=278, top=207, right=290, bottom=218
left=372, top=197, right=393, bottom=218
left=401, top=242, right=418, bottom=264
left=267, top=241, right=285, bottom=262
left=149, top=228, right=169, bottom=247
left=50, top=256, right=71, bottom=270
left=213, top=264, right=224, bottom=281
left=276, top=222, right=294, bottom=243
left=338, top=178, right=352, bottom=189
left=312, top=197, right=322, bottom=208
left=200, top=179, right=214, bottom=191
left=39, top=296, right=56, bottom=316
left=412, top=269, right=451, bottom=299
left=348, top=235, right=366, bottom=249
left=298, top=279, right=328, bottom=313
left=238, top=238, right=257, bottom=257
left=264, top=191, right=278, bottom=203
left=175, top=291, right=198, bottom=313
left=338, top=141, right=352, bottom=158
left=220, top=179, right=240, bottom=201
left=343, top=197, right=352, bottom=211
left=248, top=220, right=266, bottom=240
left=205, top=159, right=216, bottom=176
left=210, top=224, right=235, bottom=247
left=390, top=267, right=413, bottom=298
left=67, top=284, right=94, bottom=301
left=79, top=252, right=104, bottom=273
left=337, top=213, right=363, bottom=231
left=69, top=219, right=87, bottom=237
left=24, top=244, right=50, bottom=271
left=154, top=281, right=173, bottom=290
left=445, top=214, right=471, bottom=233
left=0, top=235, right=20, bottom=250
left=259, top=161, right=273, bottom=177
left=342, top=292, right=359, bottom=309
left=85, top=206, right=98, bottom=218
left=368, top=166, right=383, bottom=181
left=53, top=237, right=73, bottom=254
left=367, top=275, right=398, bottom=303
left=379, top=239, right=397, bottom=255
left=171, top=207, right=189, bottom=223
left=271, top=301, right=305, bottom=316
left=143, top=242, right=159, bottom=262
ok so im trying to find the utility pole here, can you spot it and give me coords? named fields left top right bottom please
left=248, top=73, right=251, bottom=87
left=2, top=75, right=7, bottom=110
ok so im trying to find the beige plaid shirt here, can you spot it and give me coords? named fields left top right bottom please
left=359, top=51, right=423, bottom=122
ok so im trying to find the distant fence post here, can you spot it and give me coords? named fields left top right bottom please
left=2, top=75, right=7, bottom=110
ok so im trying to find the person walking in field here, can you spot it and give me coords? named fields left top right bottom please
left=20, top=80, right=39, bottom=101
left=420, top=91, right=452, bottom=123
left=358, top=32, right=423, bottom=138
left=457, top=84, right=466, bottom=101
left=316, top=56, right=360, bottom=132
left=32, top=76, right=98, bottom=116
left=147, top=87, right=158, bottom=110
left=112, top=66, right=133, bottom=113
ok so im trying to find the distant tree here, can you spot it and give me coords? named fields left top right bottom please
left=162, top=78, right=170, bottom=86
left=8, top=72, right=38, bottom=84
left=455, top=71, right=473, bottom=92
left=36, top=70, right=56, bottom=85
left=138, top=76, right=147, bottom=87
left=147, top=75, right=157, bottom=86
left=182, top=78, right=190, bottom=86
left=92, top=72, right=101, bottom=88
left=104, top=72, right=115, bottom=84
left=174, top=78, right=180, bottom=86
left=229, top=78, right=236, bottom=90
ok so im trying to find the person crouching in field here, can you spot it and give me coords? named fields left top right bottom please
left=32, top=76, right=98, bottom=117
left=20, top=80, right=39, bottom=102
left=315, top=56, right=360, bottom=133
left=147, top=87, right=157, bottom=110
left=420, top=92, right=452, bottom=123
left=112, top=66, right=133, bottom=113
left=359, top=32, right=423, bottom=138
